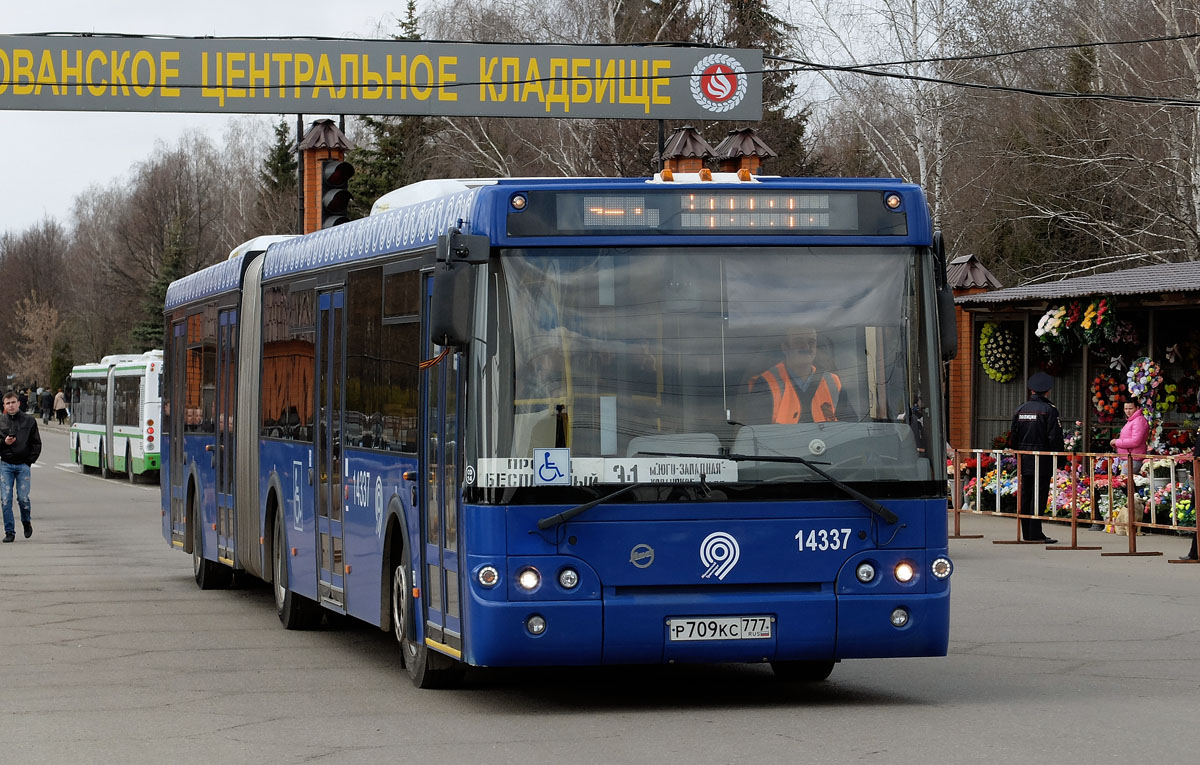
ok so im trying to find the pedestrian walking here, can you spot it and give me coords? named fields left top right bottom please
left=40, top=388, right=53, bottom=425
left=1009, top=372, right=1064, bottom=545
left=0, top=390, right=41, bottom=542
left=53, top=388, right=68, bottom=425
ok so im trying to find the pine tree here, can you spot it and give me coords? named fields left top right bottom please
left=348, top=1, right=439, bottom=215
left=49, top=337, right=72, bottom=391
left=131, top=216, right=188, bottom=351
left=717, top=0, right=813, bottom=175
left=256, top=117, right=299, bottom=233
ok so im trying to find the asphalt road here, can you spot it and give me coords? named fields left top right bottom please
left=2, top=425, right=1198, bottom=763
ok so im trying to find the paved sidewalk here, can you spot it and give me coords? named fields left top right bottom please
left=949, top=508, right=1197, bottom=559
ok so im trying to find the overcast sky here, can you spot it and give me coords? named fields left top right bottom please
left=2, top=2, right=403, bottom=236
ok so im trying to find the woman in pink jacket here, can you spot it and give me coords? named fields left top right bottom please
left=1110, top=401, right=1149, bottom=532
left=1110, top=401, right=1149, bottom=460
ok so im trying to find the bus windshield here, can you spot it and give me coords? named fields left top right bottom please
left=478, top=246, right=942, bottom=485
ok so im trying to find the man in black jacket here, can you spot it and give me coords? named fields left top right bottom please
left=1009, top=372, right=1063, bottom=545
left=0, top=390, right=42, bottom=543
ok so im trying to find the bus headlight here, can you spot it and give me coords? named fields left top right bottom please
left=890, top=608, right=910, bottom=628
left=477, top=565, right=499, bottom=588
left=855, top=562, right=876, bottom=583
left=526, top=614, right=546, bottom=635
left=930, top=557, right=953, bottom=580
left=894, top=561, right=915, bottom=583
left=516, top=567, right=541, bottom=591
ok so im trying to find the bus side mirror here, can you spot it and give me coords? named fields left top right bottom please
left=436, top=230, right=490, bottom=264
left=430, top=261, right=475, bottom=348
left=430, top=228, right=489, bottom=348
left=932, top=231, right=957, bottom=361
left=938, top=286, right=958, bottom=361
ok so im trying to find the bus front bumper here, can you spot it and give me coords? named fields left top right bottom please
left=461, top=587, right=949, bottom=667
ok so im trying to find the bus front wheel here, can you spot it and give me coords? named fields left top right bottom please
left=771, top=660, right=836, bottom=682
left=392, top=551, right=463, bottom=689
left=273, top=502, right=320, bottom=629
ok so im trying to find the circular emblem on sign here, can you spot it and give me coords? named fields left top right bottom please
left=375, top=476, right=384, bottom=537
left=630, top=543, right=655, bottom=569
left=464, top=465, right=476, bottom=485
left=690, top=54, right=748, bottom=113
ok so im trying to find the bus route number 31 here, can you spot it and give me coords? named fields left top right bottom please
left=796, top=528, right=852, bottom=552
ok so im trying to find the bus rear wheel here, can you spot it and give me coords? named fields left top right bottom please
left=99, top=444, right=112, bottom=479
left=392, top=552, right=463, bottom=689
left=126, top=447, right=136, bottom=483
left=771, top=659, right=836, bottom=682
left=273, top=502, right=320, bottom=629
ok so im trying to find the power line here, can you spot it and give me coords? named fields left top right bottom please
left=767, top=55, right=1200, bottom=108
left=784, top=31, right=1200, bottom=70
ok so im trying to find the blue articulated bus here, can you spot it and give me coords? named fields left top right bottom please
left=162, top=173, right=958, bottom=688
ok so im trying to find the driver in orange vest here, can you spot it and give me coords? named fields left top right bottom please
left=747, top=328, right=852, bottom=424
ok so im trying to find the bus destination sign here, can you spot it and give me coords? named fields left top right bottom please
left=507, top=190, right=910, bottom=236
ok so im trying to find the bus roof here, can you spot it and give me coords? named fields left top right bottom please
left=69, top=363, right=109, bottom=377
left=100, top=350, right=161, bottom=366
left=260, top=176, right=933, bottom=284
left=72, top=350, right=164, bottom=376
left=165, top=237, right=297, bottom=312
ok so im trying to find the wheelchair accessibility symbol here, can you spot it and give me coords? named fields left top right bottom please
left=533, top=448, right=570, bottom=486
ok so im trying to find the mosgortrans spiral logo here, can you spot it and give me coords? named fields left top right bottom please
left=690, top=53, right=749, bottom=113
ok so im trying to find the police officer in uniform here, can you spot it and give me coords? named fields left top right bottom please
left=1009, top=372, right=1063, bottom=544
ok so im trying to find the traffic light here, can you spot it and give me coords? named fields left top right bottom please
left=321, top=159, right=355, bottom=228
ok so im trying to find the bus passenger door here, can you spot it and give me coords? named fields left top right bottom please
left=169, top=320, right=188, bottom=548
left=420, top=277, right=463, bottom=656
left=215, top=309, right=238, bottom=566
left=315, top=289, right=346, bottom=609
left=104, top=367, right=116, bottom=475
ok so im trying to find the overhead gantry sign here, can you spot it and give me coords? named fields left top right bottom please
left=0, top=36, right=763, bottom=120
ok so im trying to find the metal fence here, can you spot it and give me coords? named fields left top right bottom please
left=949, top=448, right=1198, bottom=562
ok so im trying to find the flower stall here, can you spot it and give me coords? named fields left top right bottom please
left=952, top=261, right=1200, bottom=458
left=949, top=448, right=1197, bottom=536
left=948, top=259, right=1200, bottom=536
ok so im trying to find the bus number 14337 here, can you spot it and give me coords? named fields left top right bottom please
left=796, top=528, right=853, bottom=552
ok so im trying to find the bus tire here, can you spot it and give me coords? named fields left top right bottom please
left=392, top=546, right=463, bottom=689
left=126, top=446, right=136, bottom=483
left=99, top=444, right=112, bottom=479
left=273, top=501, right=320, bottom=629
left=770, top=659, right=836, bottom=682
left=192, top=497, right=231, bottom=590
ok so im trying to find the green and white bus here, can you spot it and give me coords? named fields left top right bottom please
left=69, top=350, right=163, bottom=481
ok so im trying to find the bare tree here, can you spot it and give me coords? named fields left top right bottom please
left=417, top=0, right=727, bottom=178
left=787, top=0, right=977, bottom=230
left=3, top=293, right=64, bottom=384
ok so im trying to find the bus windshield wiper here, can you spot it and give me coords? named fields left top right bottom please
left=536, top=483, right=647, bottom=530
left=638, top=451, right=899, bottom=525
